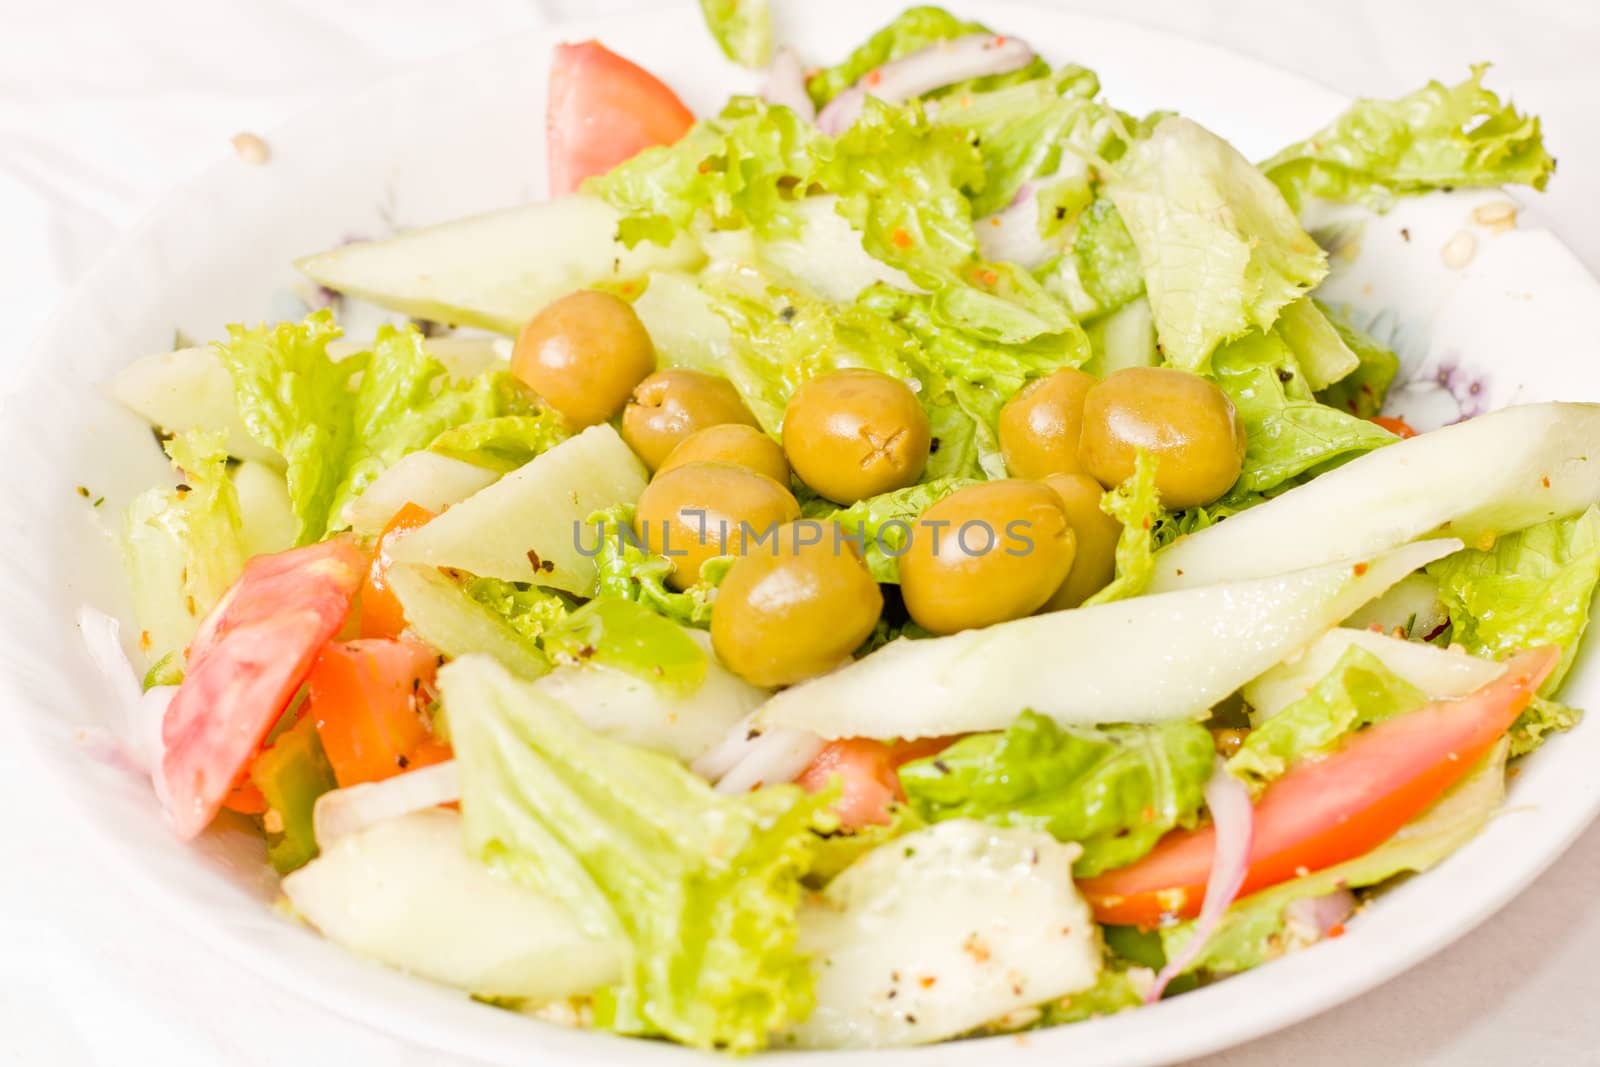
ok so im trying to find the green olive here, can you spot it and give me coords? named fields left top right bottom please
left=1079, top=367, right=1246, bottom=509
left=632, top=462, right=800, bottom=590
left=621, top=369, right=758, bottom=471
left=712, top=522, right=884, bottom=687
left=658, top=423, right=790, bottom=485
left=999, top=367, right=1096, bottom=480
left=511, top=289, right=655, bottom=428
left=899, top=480, right=1076, bottom=635
left=1042, top=473, right=1122, bottom=610
left=782, top=369, right=931, bottom=504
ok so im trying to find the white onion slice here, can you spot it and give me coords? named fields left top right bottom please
left=976, top=182, right=1054, bottom=269
left=313, top=760, right=461, bottom=849
left=1285, top=888, right=1357, bottom=942
left=761, top=48, right=816, bottom=122
left=77, top=605, right=170, bottom=778
left=1148, top=762, right=1255, bottom=1002
left=691, top=712, right=826, bottom=794
left=816, top=34, right=1036, bottom=135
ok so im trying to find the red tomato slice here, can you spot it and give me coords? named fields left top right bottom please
left=1080, top=646, right=1558, bottom=926
left=547, top=41, right=695, bottom=196
left=161, top=539, right=367, bottom=840
left=309, top=637, right=443, bottom=788
left=798, top=736, right=957, bottom=830
left=359, top=502, right=435, bottom=639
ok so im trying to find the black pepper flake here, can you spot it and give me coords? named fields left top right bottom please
left=1276, top=368, right=1294, bottom=383
left=1055, top=206, right=1067, bottom=220
left=933, top=759, right=951, bottom=775
left=779, top=305, right=798, bottom=323
left=578, top=645, right=597, bottom=659
left=540, top=559, right=555, bottom=573
left=1400, top=227, right=1411, bottom=242
left=887, top=989, right=898, bottom=1000
left=928, top=437, right=941, bottom=455
left=746, top=727, right=763, bottom=741
left=396, top=754, right=410, bottom=769
left=175, top=483, right=192, bottom=494
left=905, top=1014, right=918, bottom=1024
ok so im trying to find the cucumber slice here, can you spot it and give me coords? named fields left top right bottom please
left=296, top=195, right=703, bottom=334
left=390, top=423, right=648, bottom=594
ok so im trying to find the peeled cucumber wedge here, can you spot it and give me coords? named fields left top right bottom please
left=295, top=195, right=703, bottom=334
left=283, top=808, right=623, bottom=1000
left=390, top=423, right=648, bottom=594
left=757, top=538, right=1460, bottom=739
left=787, top=821, right=1101, bottom=1049
left=1243, top=627, right=1504, bottom=721
left=1153, top=402, right=1600, bottom=592
left=108, top=347, right=280, bottom=466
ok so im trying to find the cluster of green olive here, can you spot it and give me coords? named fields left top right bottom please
left=512, top=289, right=1247, bottom=688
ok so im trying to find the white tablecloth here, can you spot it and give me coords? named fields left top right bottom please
left=4, top=1, right=1598, bottom=1064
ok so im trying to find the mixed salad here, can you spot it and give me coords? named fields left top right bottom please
left=92, top=0, right=1600, bottom=1053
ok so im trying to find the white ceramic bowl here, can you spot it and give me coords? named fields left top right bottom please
left=7, top=2, right=1600, bottom=1065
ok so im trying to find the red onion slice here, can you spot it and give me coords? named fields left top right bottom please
left=1285, top=887, right=1357, bottom=942
left=313, top=760, right=461, bottom=849
left=816, top=34, right=1036, bottom=135
left=762, top=48, right=816, bottom=123
left=1146, top=760, right=1256, bottom=1002
left=976, top=182, right=1055, bottom=268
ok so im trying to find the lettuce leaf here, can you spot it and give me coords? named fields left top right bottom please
left=587, top=504, right=727, bottom=628
left=463, top=577, right=570, bottom=643
left=816, top=477, right=976, bottom=582
left=1062, top=197, right=1145, bottom=320
left=1262, top=65, right=1556, bottom=213
left=1314, top=303, right=1401, bottom=418
left=428, top=412, right=567, bottom=473
left=899, top=711, right=1214, bottom=877
left=443, top=654, right=830, bottom=1051
left=1164, top=738, right=1508, bottom=977
left=1081, top=451, right=1162, bottom=607
left=925, top=65, right=1107, bottom=217
left=699, top=0, right=770, bottom=68
left=542, top=597, right=709, bottom=696
left=824, top=101, right=1087, bottom=357
left=1430, top=506, right=1600, bottom=691
left=1428, top=506, right=1600, bottom=752
left=805, top=5, right=1048, bottom=110
left=216, top=312, right=532, bottom=543
left=121, top=429, right=247, bottom=664
left=1105, top=117, right=1328, bottom=372
left=588, top=98, right=825, bottom=248
left=1210, top=328, right=1398, bottom=494
left=699, top=268, right=927, bottom=435
left=1228, top=646, right=1426, bottom=788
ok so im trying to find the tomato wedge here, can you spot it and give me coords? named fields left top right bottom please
left=359, top=502, right=435, bottom=639
left=547, top=41, right=695, bottom=196
left=309, top=637, right=444, bottom=788
left=1080, top=646, right=1558, bottom=926
left=160, top=539, right=367, bottom=840
left=798, top=736, right=957, bottom=830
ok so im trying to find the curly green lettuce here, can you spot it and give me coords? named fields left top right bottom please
left=900, top=711, right=1215, bottom=876
left=1105, top=117, right=1328, bottom=372
left=1262, top=65, right=1555, bottom=213
left=215, top=312, right=534, bottom=542
left=443, top=655, right=831, bottom=1051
